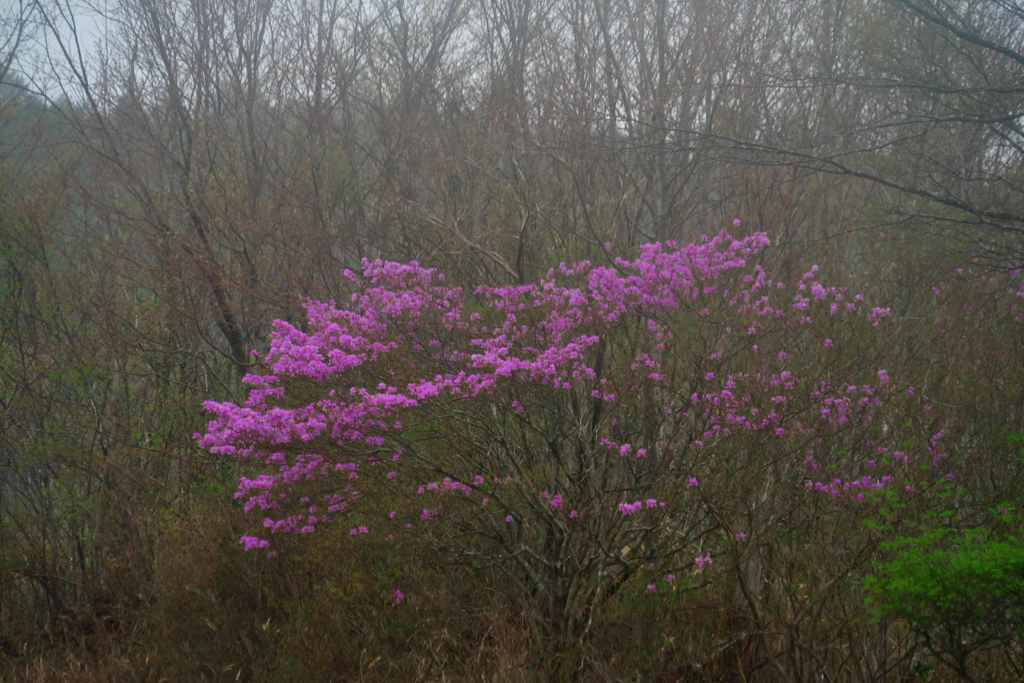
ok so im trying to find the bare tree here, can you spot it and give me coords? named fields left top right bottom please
left=679, top=0, right=1024, bottom=268
left=0, top=0, right=33, bottom=89
left=34, top=0, right=312, bottom=371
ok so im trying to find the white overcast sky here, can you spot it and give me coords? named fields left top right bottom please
left=9, top=0, right=109, bottom=92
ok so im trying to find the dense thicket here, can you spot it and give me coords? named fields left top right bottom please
left=1, top=0, right=1023, bottom=680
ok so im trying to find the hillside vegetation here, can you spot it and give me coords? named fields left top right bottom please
left=2, top=0, right=1024, bottom=680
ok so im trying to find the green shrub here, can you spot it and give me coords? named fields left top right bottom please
left=866, top=527, right=1024, bottom=680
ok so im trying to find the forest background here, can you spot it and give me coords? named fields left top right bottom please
left=1, top=0, right=1024, bottom=680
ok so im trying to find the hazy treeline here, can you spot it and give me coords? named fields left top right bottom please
left=1, top=0, right=1023, bottom=679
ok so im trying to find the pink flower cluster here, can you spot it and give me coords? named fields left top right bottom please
left=618, top=499, right=665, bottom=516
left=805, top=475, right=895, bottom=502
left=199, top=231, right=781, bottom=551
left=197, top=227, right=951, bottom=561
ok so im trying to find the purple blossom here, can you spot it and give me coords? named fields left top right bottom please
left=197, top=226, right=931, bottom=585
left=240, top=535, right=270, bottom=552
left=694, top=553, right=713, bottom=572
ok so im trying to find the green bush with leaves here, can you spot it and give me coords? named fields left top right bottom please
left=866, top=523, right=1024, bottom=680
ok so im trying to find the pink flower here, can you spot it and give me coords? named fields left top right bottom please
left=646, top=583, right=658, bottom=594
left=391, top=588, right=406, bottom=606
left=868, top=307, right=891, bottom=326
left=732, top=217, right=743, bottom=227
left=688, top=476, right=700, bottom=488
left=618, top=500, right=642, bottom=516
left=240, top=535, right=270, bottom=551
left=694, top=552, right=713, bottom=572
left=734, top=531, right=748, bottom=542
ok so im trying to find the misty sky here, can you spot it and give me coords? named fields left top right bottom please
left=11, top=1, right=109, bottom=92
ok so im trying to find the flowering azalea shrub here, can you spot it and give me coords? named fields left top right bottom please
left=198, top=226, right=965, bottom=650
